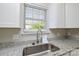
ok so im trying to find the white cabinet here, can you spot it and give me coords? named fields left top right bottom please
left=48, top=3, right=79, bottom=28
left=48, top=3, right=65, bottom=28
left=0, top=3, right=21, bottom=28
left=66, top=3, right=79, bottom=28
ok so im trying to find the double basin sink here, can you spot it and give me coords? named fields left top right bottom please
left=23, top=43, right=60, bottom=56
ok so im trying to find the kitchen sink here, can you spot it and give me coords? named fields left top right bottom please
left=23, top=43, right=60, bottom=56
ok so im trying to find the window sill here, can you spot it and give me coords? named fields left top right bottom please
left=21, top=29, right=50, bottom=35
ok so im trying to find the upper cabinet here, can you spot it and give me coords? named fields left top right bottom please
left=48, top=3, right=65, bottom=28
left=48, top=3, right=79, bottom=28
left=0, top=3, right=21, bottom=28
left=66, top=3, right=79, bottom=28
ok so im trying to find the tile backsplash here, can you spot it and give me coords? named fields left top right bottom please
left=0, top=28, right=79, bottom=43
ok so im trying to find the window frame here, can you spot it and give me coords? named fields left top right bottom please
left=23, top=3, right=48, bottom=34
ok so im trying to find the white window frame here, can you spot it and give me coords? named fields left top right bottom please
left=22, top=3, right=48, bottom=34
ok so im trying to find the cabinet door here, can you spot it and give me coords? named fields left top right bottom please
left=0, top=3, right=21, bottom=28
left=66, top=3, right=79, bottom=28
left=48, top=3, right=65, bottom=28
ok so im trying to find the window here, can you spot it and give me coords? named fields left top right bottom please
left=24, top=4, right=47, bottom=30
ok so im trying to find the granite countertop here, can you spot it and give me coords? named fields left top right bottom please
left=48, top=38, right=79, bottom=56
left=0, top=38, right=79, bottom=56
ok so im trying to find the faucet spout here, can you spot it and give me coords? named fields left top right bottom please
left=36, top=29, right=42, bottom=44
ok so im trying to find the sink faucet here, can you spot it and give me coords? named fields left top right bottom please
left=36, top=29, right=42, bottom=44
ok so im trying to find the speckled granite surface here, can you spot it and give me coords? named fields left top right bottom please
left=0, top=40, right=36, bottom=56
left=48, top=37, right=79, bottom=56
left=0, top=38, right=79, bottom=56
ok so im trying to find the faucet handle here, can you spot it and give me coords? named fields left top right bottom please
left=32, top=42, right=35, bottom=45
left=37, top=40, right=39, bottom=43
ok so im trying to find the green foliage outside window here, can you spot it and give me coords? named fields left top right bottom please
left=31, top=21, right=44, bottom=30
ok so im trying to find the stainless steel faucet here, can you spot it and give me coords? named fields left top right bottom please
left=36, top=29, right=42, bottom=44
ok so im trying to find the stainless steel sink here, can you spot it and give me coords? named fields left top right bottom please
left=23, top=43, right=60, bottom=56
